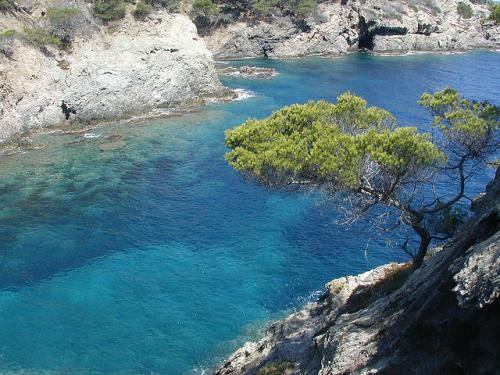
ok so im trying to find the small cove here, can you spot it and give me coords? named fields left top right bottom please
left=0, top=51, right=498, bottom=374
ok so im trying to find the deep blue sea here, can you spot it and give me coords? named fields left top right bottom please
left=0, top=51, right=499, bottom=374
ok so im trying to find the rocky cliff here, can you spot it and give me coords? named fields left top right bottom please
left=215, top=169, right=500, bottom=374
left=204, top=0, right=500, bottom=59
left=2, top=0, right=498, bottom=142
left=0, top=1, right=228, bottom=143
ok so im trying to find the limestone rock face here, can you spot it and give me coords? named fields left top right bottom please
left=215, top=171, right=500, bottom=374
left=0, top=9, right=227, bottom=142
left=452, top=232, right=499, bottom=308
left=215, top=263, right=407, bottom=375
left=204, top=3, right=359, bottom=59
left=204, top=0, right=500, bottom=59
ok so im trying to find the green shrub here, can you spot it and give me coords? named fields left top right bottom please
left=431, top=202, right=467, bottom=236
left=22, top=27, right=63, bottom=48
left=106, top=24, right=119, bottom=33
left=0, top=0, right=14, bottom=11
left=457, top=1, right=473, bottom=19
left=251, top=0, right=314, bottom=18
left=489, top=3, right=500, bottom=24
left=0, top=29, right=16, bottom=38
left=291, top=0, right=313, bottom=17
left=257, top=361, right=295, bottom=375
left=57, top=59, right=70, bottom=70
left=0, top=29, right=15, bottom=57
left=252, top=0, right=280, bottom=15
left=134, top=0, right=154, bottom=18
left=47, top=7, right=80, bottom=47
left=146, top=0, right=179, bottom=12
left=93, top=0, right=127, bottom=22
left=191, top=0, right=219, bottom=17
left=190, top=0, right=220, bottom=33
left=47, top=7, right=79, bottom=24
left=344, top=263, right=412, bottom=314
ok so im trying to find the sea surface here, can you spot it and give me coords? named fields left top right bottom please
left=0, top=51, right=499, bottom=374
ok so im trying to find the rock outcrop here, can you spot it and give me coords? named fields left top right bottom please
left=215, top=169, right=500, bottom=374
left=204, top=0, right=500, bottom=59
left=218, top=65, right=278, bottom=79
left=0, top=2, right=228, bottom=142
left=2, top=0, right=498, bottom=141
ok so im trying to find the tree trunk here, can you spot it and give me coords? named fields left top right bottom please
left=412, top=227, right=431, bottom=270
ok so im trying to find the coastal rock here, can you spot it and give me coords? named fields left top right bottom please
left=204, top=0, right=500, bottom=59
left=452, top=232, right=499, bottom=308
left=215, top=263, right=408, bottom=375
left=218, top=65, right=278, bottom=79
left=216, top=172, right=500, bottom=374
left=204, top=5, right=359, bottom=59
left=0, top=7, right=228, bottom=142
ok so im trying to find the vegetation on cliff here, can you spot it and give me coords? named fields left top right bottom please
left=190, top=0, right=220, bottom=30
left=189, top=0, right=315, bottom=33
left=46, top=6, right=81, bottom=47
left=0, top=0, right=13, bottom=11
left=490, top=2, right=500, bottom=24
left=1, top=6, right=81, bottom=50
left=92, top=0, right=127, bottom=22
left=251, top=0, right=314, bottom=17
left=225, top=89, right=500, bottom=268
left=0, top=0, right=183, bottom=50
left=90, top=0, right=179, bottom=22
left=21, top=26, right=64, bottom=48
left=457, top=1, right=473, bottom=18
left=133, top=0, right=154, bottom=19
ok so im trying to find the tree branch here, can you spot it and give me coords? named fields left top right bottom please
left=419, top=157, right=466, bottom=214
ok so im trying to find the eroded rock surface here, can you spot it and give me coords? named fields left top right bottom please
left=216, top=170, right=500, bottom=374
left=204, top=0, right=500, bottom=59
left=0, top=3, right=228, bottom=142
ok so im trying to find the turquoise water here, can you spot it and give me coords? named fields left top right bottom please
left=0, top=51, right=499, bottom=374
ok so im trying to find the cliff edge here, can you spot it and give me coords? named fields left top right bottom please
left=0, top=1, right=228, bottom=142
left=204, top=0, right=500, bottom=59
left=216, top=168, right=500, bottom=374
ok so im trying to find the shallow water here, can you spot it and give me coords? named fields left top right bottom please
left=0, top=51, right=498, bottom=374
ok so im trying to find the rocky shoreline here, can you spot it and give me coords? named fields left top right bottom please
left=1, top=0, right=499, bottom=142
left=0, top=96, right=239, bottom=155
left=215, top=170, right=500, bottom=374
left=204, top=0, right=499, bottom=59
left=0, top=4, right=230, bottom=143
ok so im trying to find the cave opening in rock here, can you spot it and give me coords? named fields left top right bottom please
left=358, top=16, right=409, bottom=50
left=358, top=16, right=376, bottom=50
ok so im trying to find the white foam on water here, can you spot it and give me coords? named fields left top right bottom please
left=373, top=50, right=469, bottom=57
left=83, top=132, right=101, bottom=139
left=234, top=88, right=256, bottom=101
left=189, top=366, right=209, bottom=374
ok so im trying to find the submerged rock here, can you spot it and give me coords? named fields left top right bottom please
left=98, top=134, right=125, bottom=151
left=216, top=171, right=500, bottom=374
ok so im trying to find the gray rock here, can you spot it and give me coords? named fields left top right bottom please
left=216, top=262, right=406, bottom=375
left=218, top=65, right=278, bottom=79
left=452, top=232, right=500, bottom=308
left=0, top=8, right=228, bottom=142
left=215, top=171, right=500, bottom=374
left=204, top=0, right=500, bottom=59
